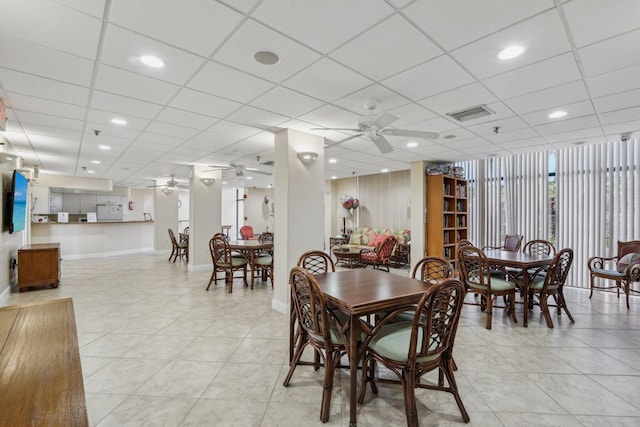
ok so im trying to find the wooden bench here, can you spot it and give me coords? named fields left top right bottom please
left=0, top=298, right=88, bottom=426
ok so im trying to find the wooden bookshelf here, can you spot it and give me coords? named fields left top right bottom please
left=426, top=175, right=468, bottom=265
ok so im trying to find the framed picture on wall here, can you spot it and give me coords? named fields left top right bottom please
left=143, top=213, right=152, bottom=221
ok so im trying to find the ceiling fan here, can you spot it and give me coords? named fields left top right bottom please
left=312, top=99, right=439, bottom=154
left=147, top=174, right=189, bottom=189
left=207, top=152, right=273, bottom=177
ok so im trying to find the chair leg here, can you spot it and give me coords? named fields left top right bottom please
left=624, top=280, right=630, bottom=309
left=589, top=274, right=594, bottom=299
left=404, top=369, right=419, bottom=427
left=442, top=358, right=471, bottom=423
left=319, top=350, right=336, bottom=422
left=539, top=294, right=554, bottom=328
left=510, top=293, right=517, bottom=323
left=227, top=269, right=233, bottom=293
left=206, top=267, right=216, bottom=291
left=485, top=296, right=493, bottom=330
left=558, top=290, right=574, bottom=322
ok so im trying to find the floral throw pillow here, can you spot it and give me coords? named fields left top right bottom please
left=616, top=253, right=640, bottom=273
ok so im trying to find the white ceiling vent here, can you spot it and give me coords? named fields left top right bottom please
left=447, top=105, right=494, bottom=122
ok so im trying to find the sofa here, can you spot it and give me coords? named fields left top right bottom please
left=340, top=227, right=410, bottom=252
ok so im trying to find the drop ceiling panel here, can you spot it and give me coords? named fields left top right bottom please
left=225, top=105, right=291, bottom=129
left=333, top=85, right=409, bottom=115
left=544, top=127, right=603, bottom=144
left=329, top=14, right=443, bottom=81
left=563, top=0, right=640, bottom=48
left=535, top=115, right=600, bottom=135
left=154, top=108, right=218, bottom=130
left=600, top=106, right=640, bottom=126
left=90, top=91, right=164, bottom=120
left=419, top=83, right=498, bottom=116
left=406, top=0, right=555, bottom=51
left=297, top=105, right=360, bottom=130
left=95, top=65, right=180, bottom=105
left=452, top=10, right=570, bottom=79
left=282, top=58, right=373, bottom=102
left=54, top=0, right=106, bottom=18
left=578, top=29, right=640, bottom=77
left=382, top=104, right=438, bottom=128
left=169, top=88, right=242, bottom=118
left=144, top=122, right=201, bottom=139
left=0, top=35, right=94, bottom=86
left=0, top=0, right=102, bottom=58
left=0, top=68, right=89, bottom=105
left=382, top=55, right=475, bottom=101
left=188, top=61, right=275, bottom=103
left=587, top=65, right=640, bottom=98
left=504, top=80, right=588, bottom=115
left=483, top=53, right=581, bottom=99
left=8, top=93, right=86, bottom=120
left=213, top=19, right=322, bottom=84
left=252, top=0, right=395, bottom=54
left=250, top=86, right=324, bottom=118
left=109, top=0, right=244, bottom=56
left=16, top=111, right=83, bottom=131
left=86, top=109, right=149, bottom=131
left=520, top=100, right=596, bottom=126
left=100, top=25, right=206, bottom=84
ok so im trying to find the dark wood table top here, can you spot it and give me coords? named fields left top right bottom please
left=228, top=240, right=273, bottom=250
left=483, top=249, right=553, bottom=268
left=0, top=298, right=88, bottom=426
left=313, top=269, right=430, bottom=316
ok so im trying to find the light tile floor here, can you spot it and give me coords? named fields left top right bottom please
left=2, top=253, right=640, bottom=426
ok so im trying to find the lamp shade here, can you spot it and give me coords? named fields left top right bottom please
left=337, top=207, right=351, bottom=218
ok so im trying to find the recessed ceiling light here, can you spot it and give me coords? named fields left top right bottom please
left=5, top=156, right=14, bottom=161
left=246, top=176, right=253, bottom=180
left=331, top=176, right=337, bottom=180
left=498, top=45, right=524, bottom=60
left=91, top=160, right=101, bottom=164
left=329, top=158, right=337, bottom=164
left=98, top=145, right=111, bottom=150
left=87, top=170, right=95, bottom=174
left=140, top=55, right=165, bottom=68
left=548, top=110, right=567, bottom=119
left=381, top=168, right=389, bottom=173
left=110, top=118, right=127, bottom=125
left=406, top=141, right=418, bottom=148
left=222, top=181, right=228, bottom=185
left=253, top=51, right=280, bottom=65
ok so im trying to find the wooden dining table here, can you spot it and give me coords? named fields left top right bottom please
left=313, top=269, right=432, bottom=427
left=483, top=249, right=554, bottom=327
left=228, top=240, right=273, bottom=286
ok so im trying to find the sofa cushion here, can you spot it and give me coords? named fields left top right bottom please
left=617, top=253, right=640, bottom=273
left=368, top=233, right=385, bottom=247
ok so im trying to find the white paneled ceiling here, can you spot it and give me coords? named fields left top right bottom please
left=1, top=0, right=639, bottom=189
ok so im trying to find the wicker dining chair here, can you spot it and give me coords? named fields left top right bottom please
left=358, top=278, right=470, bottom=426
left=283, top=266, right=346, bottom=423
left=206, top=234, right=248, bottom=292
left=588, top=240, right=640, bottom=309
left=458, top=246, right=518, bottom=329
left=168, top=228, right=188, bottom=263
left=528, top=248, right=574, bottom=328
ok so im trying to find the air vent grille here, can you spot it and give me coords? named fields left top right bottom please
left=447, top=105, right=494, bottom=122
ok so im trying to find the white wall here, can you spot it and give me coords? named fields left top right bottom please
left=124, top=188, right=154, bottom=221
left=244, top=187, right=274, bottom=235
left=154, top=187, right=179, bottom=251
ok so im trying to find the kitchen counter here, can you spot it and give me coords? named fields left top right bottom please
left=31, top=221, right=154, bottom=259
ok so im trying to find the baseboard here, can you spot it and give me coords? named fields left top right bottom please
left=188, top=263, right=212, bottom=272
left=271, top=297, right=288, bottom=314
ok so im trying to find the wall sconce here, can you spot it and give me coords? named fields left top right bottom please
left=200, top=177, right=215, bottom=185
left=297, top=151, right=319, bottom=164
left=162, top=187, right=174, bottom=194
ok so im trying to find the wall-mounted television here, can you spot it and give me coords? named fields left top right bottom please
left=8, top=170, right=28, bottom=234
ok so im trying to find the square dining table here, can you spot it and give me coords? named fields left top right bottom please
left=482, top=249, right=554, bottom=327
left=227, top=240, right=273, bottom=286
left=312, top=269, right=431, bottom=427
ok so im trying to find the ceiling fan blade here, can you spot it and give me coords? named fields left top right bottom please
left=370, top=134, right=394, bottom=154
left=371, top=113, right=399, bottom=129
left=310, top=127, right=362, bottom=132
left=380, top=129, right=439, bottom=139
left=245, top=167, right=273, bottom=176
left=325, top=133, right=364, bottom=148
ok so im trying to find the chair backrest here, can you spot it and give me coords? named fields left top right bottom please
left=259, top=232, right=274, bottom=242
left=523, top=239, right=556, bottom=256
left=409, top=278, right=466, bottom=364
left=212, top=232, right=229, bottom=241
left=412, top=256, right=455, bottom=285
left=183, top=227, right=189, bottom=235
left=458, top=246, right=491, bottom=291
left=240, top=225, right=254, bottom=239
left=376, top=235, right=397, bottom=262
left=541, top=248, right=573, bottom=291
left=457, top=239, right=473, bottom=249
left=297, top=250, right=335, bottom=274
left=619, top=240, right=640, bottom=259
left=168, top=228, right=178, bottom=246
left=289, top=266, right=332, bottom=344
left=209, top=234, right=232, bottom=264
left=504, top=234, right=523, bottom=252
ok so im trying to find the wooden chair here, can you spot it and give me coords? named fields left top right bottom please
left=588, top=240, right=640, bottom=309
left=168, top=228, right=188, bottom=263
left=412, top=256, right=455, bottom=284
left=507, top=239, right=556, bottom=287
left=283, top=267, right=347, bottom=423
left=287, top=251, right=336, bottom=373
left=482, top=234, right=523, bottom=252
left=528, top=248, right=574, bottom=328
left=254, top=233, right=274, bottom=287
left=206, top=234, right=248, bottom=293
left=458, top=246, right=518, bottom=330
left=360, top=235, right=397, bottom=272
left=358, top=278, right=470, bottom=426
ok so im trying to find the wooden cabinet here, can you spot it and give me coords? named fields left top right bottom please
left=426, top=175, right=468, bottom=265
left=17, top=243, right=60, bottom=291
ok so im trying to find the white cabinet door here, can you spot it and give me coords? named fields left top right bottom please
left=80, top=194, right=97, bottom=213
left=30, top=186, right=50, bottom=214
left=63, top=194, right=81, bottom=214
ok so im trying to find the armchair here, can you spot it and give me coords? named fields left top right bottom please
left=360, top=235, right=397, bottom=272
left=482, top=234, right=523, bottom=252
left=588, top=240, right=640, bottom=309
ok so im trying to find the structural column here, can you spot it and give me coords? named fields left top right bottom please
left=188, top=165, right=222, bottom=271
left=410, top=160, right=427, bottom=269
left=154, top=185, right=178, bottom=253
left=272, top=129, right=325, bottom=313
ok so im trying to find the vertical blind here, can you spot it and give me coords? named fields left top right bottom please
left=358, top=170, right=410, bottom=229
left=463, top=139, right=639, bottom=288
